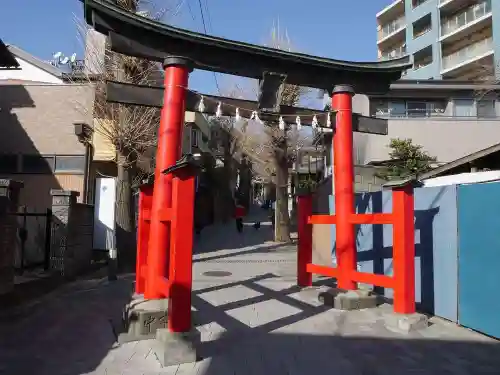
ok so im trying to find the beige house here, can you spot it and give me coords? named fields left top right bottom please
left=0, top=44, right=94, bottom=210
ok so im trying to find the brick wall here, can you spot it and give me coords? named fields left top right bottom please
left=49, top=191, right=94, bottom=277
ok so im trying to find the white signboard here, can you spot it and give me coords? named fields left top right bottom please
left=93, top=178, right=116, bottom=250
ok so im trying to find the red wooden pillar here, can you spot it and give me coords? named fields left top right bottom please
left=145, top=57, right=191, bottom=299
left=331, top=85, right=357, bottom=290
left=168, top=168, right=196, bottom=332
left=136, top=184, right=153, bottom=294
left=297, top=194, right=313, bottom=287
left=392, top=185, right=416, bottom=314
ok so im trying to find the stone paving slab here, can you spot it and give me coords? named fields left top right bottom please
left=1, top=210, right=499, bottom=374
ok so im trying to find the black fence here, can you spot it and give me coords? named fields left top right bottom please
left=10, top=207, right=52, bottom=274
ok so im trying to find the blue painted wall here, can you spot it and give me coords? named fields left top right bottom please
left=329, top=185, right=458, bottom=321
left=404, top=0, right=442, bottom=80
left=458, top=182, right=500, bottom=338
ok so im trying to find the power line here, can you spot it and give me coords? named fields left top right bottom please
left=196, top=0, right=221, bottom=95
left=203, top=0, right=214, bottom=33
left=196, top=0, right=208, bottom=33
left=185, top=0, right=196, bottom=21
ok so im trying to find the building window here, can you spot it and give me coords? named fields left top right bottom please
left=372, top=99, right=447, bottom=118
left=477, top=99, right=496, bottom=118
left=55, top=155, right=86, bottom=173
left=412, top=13, right=432, bottom=39
left=413, top=45, right=433, bottom=71
left=0, top=154, right=18, bottom=173
left=453, top=99, right=475, bottom=117
left=20, top=155, right=86, bottom=174
left=412, top=0, right=429, bottom=8
left=21, top=155, right=55, bottom=174
left=407, top=102, right=428, bottom=117
left=389, top=100, right=406, bottom=117
left=191, top=129, right=198, bottom=147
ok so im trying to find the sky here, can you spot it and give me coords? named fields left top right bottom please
left=1, top=0, right=394, bottom=95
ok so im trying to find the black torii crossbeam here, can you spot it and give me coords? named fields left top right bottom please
left=106, top=80, right=389, bottom=135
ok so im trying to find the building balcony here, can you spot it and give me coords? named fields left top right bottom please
left=379, top=45, right=407, bottom=61
left=441, top=37, right=494, bottom=77
left=439, top=0, right=480, bottom=15
left=377, top=0, right=405, bottom=23
left=377, top=16, right=406, bottom=50
left=377, top=17, right=406, bottom=51
left=440, top=0, right=492, bottom=44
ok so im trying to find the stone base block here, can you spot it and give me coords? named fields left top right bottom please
left=114, top=295, right=169, bottom=343
left=384, top=312, right=429, bottom=334
left=318, top=288, right=378, bottom=310
left=154, top=328, right=200, bottom=367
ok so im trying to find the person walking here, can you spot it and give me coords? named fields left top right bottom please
left=234, top=200, right=246, bottom=233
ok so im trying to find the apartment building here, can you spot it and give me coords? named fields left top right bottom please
left=377, top=0, right=498, bottom=80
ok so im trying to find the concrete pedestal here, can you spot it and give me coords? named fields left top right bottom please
left=114, top=295, right=169, bottom=343
left=384, top=312, right=429, bottom=334
left=154, top=328, right=201, bottom=366
left=318, top=288, right=378, bottom=310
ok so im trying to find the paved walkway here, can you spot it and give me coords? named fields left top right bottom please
left=1, top=209, right=500, bottom=374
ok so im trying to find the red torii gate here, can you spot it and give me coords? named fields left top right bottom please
left=296, top=85, right=415, bottom=314
left=83, top=0, right=414, bottom=334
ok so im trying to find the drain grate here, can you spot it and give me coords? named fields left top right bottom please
left=202, top=270, right=233, bottom=277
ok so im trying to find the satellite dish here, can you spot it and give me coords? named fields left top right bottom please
left=53, top=52, right=62, bottom=59
left=70, top=53, right=77, bottom=63
left=60, top=57, right=69, bottom=65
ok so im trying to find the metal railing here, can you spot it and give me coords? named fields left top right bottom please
left=373, top=105, right=497, bottom=119
left=442, top=37, right=493, bottom=71
left=379, top=16, right=406, bottom=40
left=379, top=45, right=406, bottom=61
left=373, top=106, right=447, bottom=118
left=441, top=0, right=491, bottom=37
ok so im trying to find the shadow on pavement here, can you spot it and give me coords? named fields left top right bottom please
left=0, top=276, right=135, bottom=375
left=186, top=272, right=500, bottom=375
left=200, top=332, right=500, bottom=375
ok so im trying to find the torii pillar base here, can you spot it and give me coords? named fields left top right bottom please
left=154, top=328, right=201, bottom=366
left=383, top=309, right=429, bottom=334
left=318, top=288, right=378, bottom=310
left=113, top=294, right=170, bottom=344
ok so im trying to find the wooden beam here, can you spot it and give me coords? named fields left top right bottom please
left=105, top=81, right=388, bottom=134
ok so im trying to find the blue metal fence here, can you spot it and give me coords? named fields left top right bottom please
left=458, top=182, right=500, bottom=338
left=329, top=185, right=459, bottom=322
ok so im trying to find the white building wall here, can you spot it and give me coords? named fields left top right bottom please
left=0, top=57, right=63, bottom=84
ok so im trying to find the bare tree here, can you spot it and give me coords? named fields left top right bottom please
left=262, top=25, right=310, bottom=242
left=72, top=0, right=180, bottom=269
left=210, top=27, right=311, bottom=240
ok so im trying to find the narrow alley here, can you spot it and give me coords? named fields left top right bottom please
left=0, top=209, right=499, bottom=375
